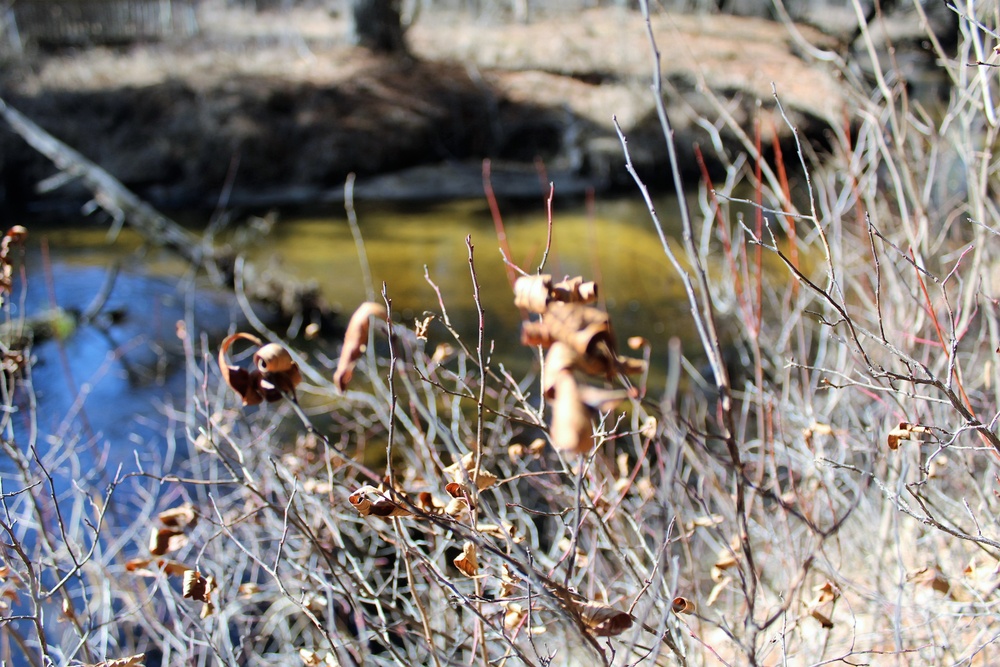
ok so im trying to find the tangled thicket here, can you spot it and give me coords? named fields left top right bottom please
left=6, top=1, right=1000, bottom=666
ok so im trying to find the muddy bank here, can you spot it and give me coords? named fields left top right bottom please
left=0, top=5, right=874, bottom=211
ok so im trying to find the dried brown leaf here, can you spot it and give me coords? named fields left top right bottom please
left=706, top=576, right=731, bottom=607
left=541, top=342, right=578, bottom=399
left=125, top=558, right=191, bottom=578
left=157, top=503, right=198, bottom=530
left=299, top=649, right=338, bottom=666
left=711, top=548, right=739, bottom=582
left=887, top=421, right=930, bottom=450
left=549, top=371, right=593, bottom=455
left=514, top=274, right=552, bottom=313
left=430, top=342, right=454, bottom=366
left=503, top=602, right=527, bottom=632
left=626, top=336, right=648, bottom=350
left=218, top=332, right=265, bottom=406
left=554, top=589, right=633, bottom=637
left=182, top=570, right=215, bottom=603
left=806, top=581, right=839, bottom=628
left=414, top=312, right=435, bottom=340
left=148, top=527, right=188, bottom=556
left=254, top=343, right=302, bottom=401
left=908, top=567, right=951, bottom=595
left=349, top=485, right=412, bottom=518
left=477, top=521, right=523, bottom=543
left=453, top=542, right=479, bottom=577
left=671, top=596, right=695, bottom=614
left=551, top=276, right=598, bottom=304
left=334, top=302, right=387, bottom=392
left=444, top=453, right=498, bottom=490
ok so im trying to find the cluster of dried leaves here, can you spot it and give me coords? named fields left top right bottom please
left=515, top=274, right=644, bottom=454
left=124, top=503, right=216, bottom=618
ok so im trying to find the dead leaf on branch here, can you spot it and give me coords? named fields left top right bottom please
left=349, top=485, right=412, bottom=518
left=218, top=333, right=301, bottom=406
left=549, top=370, right=594, bottom=455
left=183, top=570, right=216, bottom=604
left=549, top=585, right=633, bottom=637
left=907, top=567, right=951, bottom=596
left=514, top=274, right=598, bottom=313
left=334, top=302, right=387, bottom=392
left=148, top=528, right=188, bottom=556
left=887, top=422, right=931, bottom=450
left=711, top=537, right=741, bottom=582
left=157, top=503, right=198, bottom=530
left=671, top=596, right=695, bottom=614
left=806, top=581, right=839, bottom=629
left=125, top=558, right=192, bottom=578
left=525, top=302, right=645, bottom=381
left=444, top=452, right=498, bottom=491
left=299, top=649, right=338, bottom=666
left=453, top=542, right=479, bottom=577
left=522, top=302, right=618, bottom=377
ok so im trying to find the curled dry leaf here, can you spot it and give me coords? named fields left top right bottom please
left=514, top=274, right=552, bottom=313
left=148, top=527, right=188, bottom=556
left=552, top=276, right=598, bottom=304
left=414, top=312, right=435, bottom=340
left=453, top=541, right=479, bottom=577
left=254, top=343, right=302, bottom=400
left=125, top=558, right=191, bottom=578
left=671, top=596, right=695, bottom=614
left=549, top=370, right=593, bottom=455
left=444, top=452, right=498, bottom=491
left=182, top=570, right=216, bottom=604
left=349, top=485, right=412, bottom=518
left=430, top=342, right=455, bottom=366
left=887, top=421, right=930, bottom=450
left=498, top=563, right=521, bottom=599
left=627, top=336, right=648, bottom=350
left=528, top=305, right=645, bottom=381
left=334, top=302, right=387, bottom=392
left=542, top=342, right=578, bottom=398
left=550, top=586, right=633, bottom=637
left=503, top=602, right=527, bottom=632
left=477, top=521, right=524, bottom=544
left=806, top=581, right=839, bottom=629
left=706, top=576, right=731, bottom=607
left=218, top=333, right=301, bottom=405
left=218, top=332, right=264, bottom=406
left=157, top=503, right=198, bottom=530
left=711, top=546, right=739, bottom=582
left=522, top=302, right=616, bottom=375
left=515, top=275, right=599, bottom=313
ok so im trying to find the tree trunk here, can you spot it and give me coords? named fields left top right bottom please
left=347, top=0, right=406, bottom=54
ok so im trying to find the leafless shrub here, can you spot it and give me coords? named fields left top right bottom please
left=5, top=2, right=1000, bottom=666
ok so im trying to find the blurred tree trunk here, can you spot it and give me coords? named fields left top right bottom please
left=348, top=0, right=407, bottom=53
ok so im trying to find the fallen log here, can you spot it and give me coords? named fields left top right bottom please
left=0, top=95, right=332, bottom=332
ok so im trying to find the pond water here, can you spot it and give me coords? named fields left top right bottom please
left=3, top=193, right=695, bottom=476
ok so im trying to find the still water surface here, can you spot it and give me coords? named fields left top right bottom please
left=7, top=195, right=691, bottom=473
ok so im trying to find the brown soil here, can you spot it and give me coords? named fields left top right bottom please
left=0, top=3, right=850, bottom=210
